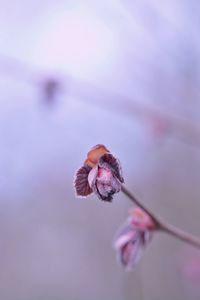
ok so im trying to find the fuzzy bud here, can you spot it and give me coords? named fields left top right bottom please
left=74, top=145, right=124, bottom=202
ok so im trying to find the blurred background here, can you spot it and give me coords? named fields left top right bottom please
left=0, top=0, right=200, bottom=299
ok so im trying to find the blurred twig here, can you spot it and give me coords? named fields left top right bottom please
left=122, top=186, right=200, bottom=248
left=0, top=55, right=200, bottom=147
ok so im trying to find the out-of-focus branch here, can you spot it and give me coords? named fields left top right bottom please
left=121, top=186, right=200, bottom=248
left=1, top=55, right=200, bottom=147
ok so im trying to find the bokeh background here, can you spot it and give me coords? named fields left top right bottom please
left=0, top=0, right=200, bottom=299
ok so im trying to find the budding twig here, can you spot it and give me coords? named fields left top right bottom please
left=121, top=186, right=200, bottom=248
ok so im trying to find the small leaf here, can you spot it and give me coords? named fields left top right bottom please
left=74, top=165, right=93, bottom=196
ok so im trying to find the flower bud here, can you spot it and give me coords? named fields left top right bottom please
left=113, top=207, right=155, bottom=270
left=74, top=145, right=124, bottom=201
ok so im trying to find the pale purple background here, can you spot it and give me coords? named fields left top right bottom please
left=0, top=0, right=200, bottom=299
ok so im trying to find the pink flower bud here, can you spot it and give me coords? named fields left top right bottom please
left=74, top=145, right=124, bottom=202
left=129, top=207, right=156, bottom=230
left=113, top=208, right=155, bottom=270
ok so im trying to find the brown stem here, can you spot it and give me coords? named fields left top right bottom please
left=121, top=185, right=200, bottom=248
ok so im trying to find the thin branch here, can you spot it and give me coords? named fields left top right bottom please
left=121, top=186, right=161, bottom=227
left=1, top=55, right=200, bottom=147
left=121, top=185, right=200, bottom=248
